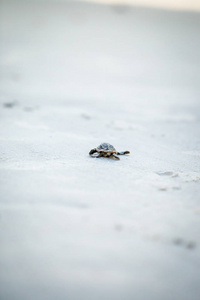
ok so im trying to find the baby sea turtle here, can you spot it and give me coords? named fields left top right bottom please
left=89, top=143, right=130, bottom=160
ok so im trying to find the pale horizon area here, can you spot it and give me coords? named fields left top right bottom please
left=16, top=0, right=200, bottom=12
left=82, top=0, right=200, bottom=11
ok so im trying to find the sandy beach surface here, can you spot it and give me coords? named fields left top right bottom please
left=0, top=1, right=200, bottom=299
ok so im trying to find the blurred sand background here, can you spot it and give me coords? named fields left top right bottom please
left=0, top=0, right=200, bottom=300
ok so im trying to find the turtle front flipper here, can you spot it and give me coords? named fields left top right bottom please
left=117, top=151, right=130, bottom=155
left=89, top=148, right=97, bottom=156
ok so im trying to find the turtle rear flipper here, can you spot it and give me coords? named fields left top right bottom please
left=117, top=151, right=130, bottom=155
left=111, top=154, right=120, bottom=160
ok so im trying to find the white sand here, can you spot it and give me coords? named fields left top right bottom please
left=0, top=1, right=200, bottom=300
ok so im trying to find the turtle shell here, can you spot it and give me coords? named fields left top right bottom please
left=96, top=143, right=117, bottom=153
